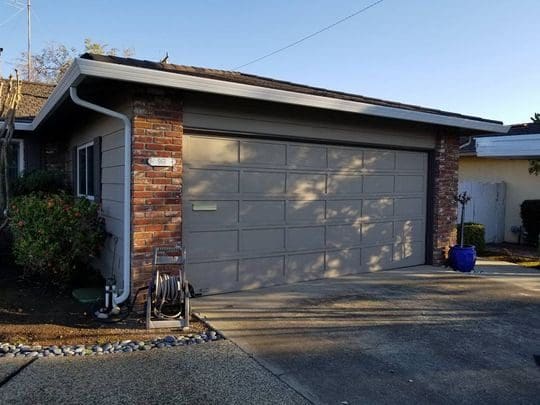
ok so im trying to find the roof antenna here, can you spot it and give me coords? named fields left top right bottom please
left=160, top=52, right=169, bottom=64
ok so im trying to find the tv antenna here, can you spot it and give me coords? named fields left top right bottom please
left=6, top=0, right=31, bottom=80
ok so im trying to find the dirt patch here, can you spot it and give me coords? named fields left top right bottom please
left=0, top=266, right=207, bottom=346
left=481, top=243, right=540, bottom=270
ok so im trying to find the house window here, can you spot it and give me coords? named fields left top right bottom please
left=6, top=139, right=24, bottom=181
left=77, top=142, right=95, bottom=199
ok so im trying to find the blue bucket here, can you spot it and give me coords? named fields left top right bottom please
left=449, top=245, right=477, bottom=272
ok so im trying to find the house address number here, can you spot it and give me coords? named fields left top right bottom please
left=148, top=157, right=176, bottom=167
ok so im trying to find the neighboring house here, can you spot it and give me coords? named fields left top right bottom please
left=459, top=123, right=540, bottom=243
left=0, top=80, right=55, bottom=179
left=8, top=53, right=508, bottom=303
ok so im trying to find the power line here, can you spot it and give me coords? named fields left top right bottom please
left=0, top=7, right=24, bottom=28
left=233, top=0, right=385, bottom=70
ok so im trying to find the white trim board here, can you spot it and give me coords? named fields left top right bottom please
left=15, top=58, right=509, bottom=134
left=476, top=134, right=540, bottom=158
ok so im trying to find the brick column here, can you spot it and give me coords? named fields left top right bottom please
left=430, top=132, right=459, bottom=265
left=131, top=92, right=183, bottom=297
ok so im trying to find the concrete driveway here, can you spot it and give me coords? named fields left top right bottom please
left=194, top=263, right=540, bottom=404
left=0, top=340, right=308, bottom=404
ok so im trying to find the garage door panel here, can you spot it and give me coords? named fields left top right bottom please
left=327, top=174, right=363, bottom=194
left=326, top=248, right=361, bottom=277
left=239, top=256, right=285, bottom=288
left=326, top=224, right=361, bottom=248
left=184, top=134, right=427, bottom=294
left=364, top=150, right=395, bottom=170
left=187, top=137, right=238, bottom=164
left=394, top=198, right=424, bottom=218
left=362, top=222, right=394, bottom=244
left=287, top=200, right=325, bottom=223
left=362, top=244, right=393, bottom=270
left=363, top=198, right=394, bottom=218
left=394, top=220, right=425, bottom=243
left=188, top=230, right=238, bottom=259
left=241, top=200, right=285, bottom=225
left=187, top=200, right=238, bottom=227
left=326, top=200, right=362, bottom=221
left=240, top=141, right=286, bottom=166
left=286, top=252, right=325, bottom=283
left=243, top=171, right=286, bottom=194
left=242, top=228, right=285, bottom=252
left=287, top=173, right=326, bottom=194
left=396, top=151, right=425, bottom=171
left=393, top=241, right=425, bottom=265
left=328, top=148, right=363, bottom=170
left=188, top=260, right=238, bottom=294
left=185, top=169, right=239, bottom=195
left=288, top=226, right=325, bottom=250
left=395, top=175, right=424, bottom=193
left=287, top=145, right=326, bottom=168
left=363, top=175, right=394, bottom=193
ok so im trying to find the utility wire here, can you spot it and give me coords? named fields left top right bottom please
left=233, top=0, right=385, bottom=70
left=0, top=7, right=23, bottom=28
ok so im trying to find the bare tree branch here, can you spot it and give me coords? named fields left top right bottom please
left=0, top=71, right=21, bottom=233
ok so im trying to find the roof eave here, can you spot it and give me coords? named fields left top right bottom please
left=28, top=58, right=511, bottom=133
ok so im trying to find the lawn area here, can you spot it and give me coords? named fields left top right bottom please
left=0, top=263, right=206, bottom=346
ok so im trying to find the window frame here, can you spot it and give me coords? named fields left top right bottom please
left=6, top=138, right=25, bottom=176
left=76, top=141, right=95, bottom=200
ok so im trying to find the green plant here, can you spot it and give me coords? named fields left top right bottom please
left=8, top=193, right=105, bottom=286
left=456, top=222, right=486, bottom=253
left=11, top=169, right=67, bottom=196
left=520, top=200, right=540, bottom=246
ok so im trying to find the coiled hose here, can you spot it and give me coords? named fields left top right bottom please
left=153, top=272, right=184, bottom=319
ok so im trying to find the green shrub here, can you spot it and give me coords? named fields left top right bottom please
left=456, top=222, right=486, bottom=253
left=11, top=169, right=67, bottom=196
left=520, top=200, right=540, bottom=246
left=8, top=193, right=105, bottom=286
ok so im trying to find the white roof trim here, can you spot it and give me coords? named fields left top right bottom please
left=476, top=134, right=540, bottom=158
left=17, top=58, right=510, bottom=133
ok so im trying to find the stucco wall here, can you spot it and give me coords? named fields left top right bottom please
left=459, top=156, right=540, bottom=242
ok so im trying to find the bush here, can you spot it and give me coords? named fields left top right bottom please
left=8, top=193, right=105, bottom=286
left=456, top=222, right=486, bottom=253
left=11, top=169, right=67, bottom=196
left=520, top=200, right=540, bottom=246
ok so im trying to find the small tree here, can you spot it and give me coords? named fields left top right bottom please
left=0, top=72, right=21, bottom=233
left=454, top=191, right=471, bottom=247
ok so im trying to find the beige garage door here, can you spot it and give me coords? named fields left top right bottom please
left=183, top=134, right=428, bottom=295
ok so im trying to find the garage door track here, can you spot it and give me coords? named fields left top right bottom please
left=194, top=264, right=540, bottom=404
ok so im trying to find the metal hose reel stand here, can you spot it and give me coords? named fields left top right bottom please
left=146, top=245, right=190, bottom=329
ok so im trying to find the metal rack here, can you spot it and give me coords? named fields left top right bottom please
left=145, top=245, right=190, bottom=330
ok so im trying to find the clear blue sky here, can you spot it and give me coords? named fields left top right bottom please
left=1, top=0, right=538, bottom=124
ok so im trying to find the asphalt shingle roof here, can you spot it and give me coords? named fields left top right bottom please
left=81, top=53, right=502, bottom=125
left=1, top=79, right=55, bottom=121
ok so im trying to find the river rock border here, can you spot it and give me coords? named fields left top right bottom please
left=0, top=331, right=221, bottom=359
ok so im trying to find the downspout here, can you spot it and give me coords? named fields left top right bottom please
left=69, top=86, right=131, bottom=305
left=459, top=136, right=473, bottom=150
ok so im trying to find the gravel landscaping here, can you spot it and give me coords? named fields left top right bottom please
left=0, top=331, right=222, bottom=359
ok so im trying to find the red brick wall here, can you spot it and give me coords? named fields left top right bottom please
left=131, top=92, right=183, bottom=297
left=430, top=132, right=459, bottom=265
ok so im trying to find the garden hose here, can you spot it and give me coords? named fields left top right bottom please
left=153, top=272, right=184, bottom=319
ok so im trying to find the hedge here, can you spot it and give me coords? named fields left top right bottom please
left=456, top=222, right=485, bottom=253
left=520, top=200, right=540, bottom=246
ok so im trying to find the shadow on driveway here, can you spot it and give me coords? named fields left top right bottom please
left=194, top=265, right=540, bottom=404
